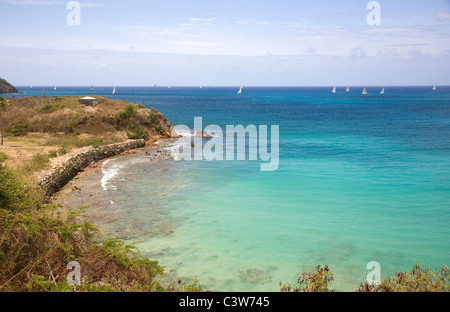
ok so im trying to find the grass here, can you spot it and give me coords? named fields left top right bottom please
left=2, top=96, right=172, bottom=146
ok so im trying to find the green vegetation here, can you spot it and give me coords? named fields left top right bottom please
left=2, top=96, right=172, bottom=149
left=280, top=265, right=334, bottom=292
left=0, top=152, right=7, bottom=163
left=0, top=163, right=202, bottom=292
left=280, top=264, right=450, bottom=292
left=358, top=264, right=450, bottom=292
left=0, top=97, right=10, bottom=145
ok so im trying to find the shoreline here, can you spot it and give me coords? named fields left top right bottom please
left=38, top=139, right=151, bottom=197
left=53, top=138, right=177, bottom=239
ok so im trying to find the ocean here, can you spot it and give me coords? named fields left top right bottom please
left=10, top=86, right=450, bottom=291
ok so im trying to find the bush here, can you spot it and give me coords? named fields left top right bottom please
left=147, top=109, right=158, bottom=126
left=8, top=123, right=29, bottom=136
left=0, top=165, right=44, bottom=211
left=0, top=167, right=202, bottom=292
left=357, top=264, right=450, bottom=292
left=118, top=105, right=137, bottom=121
left=280, top=265, right=334, bottom=292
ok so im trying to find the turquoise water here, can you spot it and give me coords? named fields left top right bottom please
left=11, top=86, right=450, bottom=291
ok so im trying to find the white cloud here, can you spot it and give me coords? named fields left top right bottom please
left=435, top=12, right=450, bottom=21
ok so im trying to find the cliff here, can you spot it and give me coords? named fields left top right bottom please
left=0, top=78, right=18, bottom=94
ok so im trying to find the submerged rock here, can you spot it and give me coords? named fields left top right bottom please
left=239, top=268, right=271, bottom=283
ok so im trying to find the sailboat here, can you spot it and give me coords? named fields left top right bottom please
left=237, top=86, right=243, bottom=94
left=362, top=86, right=368, bottom=95
left=432, top=85, right=437, bottom=91
left=91, top=85, right=94, bottom=90
left=346, top=87, right=350, bottom=92
left=332, top=86, right=336, bottom=94
left=112, top=86, right=116, bottom=94
left=54, top=86, right=57, bottom=91
left=380, top=87, right=385, bottom=94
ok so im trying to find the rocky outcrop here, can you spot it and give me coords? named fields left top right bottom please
left=195, top=130, right=213, bottom=139
left=0, top=78, right=18, bottom=94
left=38, top=139, right=145, bottom=196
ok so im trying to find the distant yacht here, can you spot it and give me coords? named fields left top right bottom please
left=346, top=87, right=350, bottom=92
left=332, top=86, right=336, bottom=94
left=112, top=86, right=116, bottom=94
left=380, top=87, right=385, bottom=94
left=362, top=86, right=368, bottom=95
left=237, top=86, right=243, bottom=94
left=432, top=85, right=437, bottom=91
left=91, top=85, right=94, bottom=90
left=30, top=85, right=33, bottom=88
left=54, top=86, right=57, bottom=91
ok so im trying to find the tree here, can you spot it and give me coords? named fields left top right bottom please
left=0, top=97, right=10, bottom=145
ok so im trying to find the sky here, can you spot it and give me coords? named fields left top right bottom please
left=1, top=0, right=450, bottom=86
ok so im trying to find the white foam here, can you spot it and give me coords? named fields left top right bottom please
left=101, top=156, right=149, bottom=190
left=101, top=159, right=123, bottom=191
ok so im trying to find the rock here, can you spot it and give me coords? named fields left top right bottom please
left=239, top=268, right=271, bottom=283
left=38, top=139, right=146, bottom=196
left=170, top=129, right=182, bottom=138
left=195, top=130, right=213, bottom=139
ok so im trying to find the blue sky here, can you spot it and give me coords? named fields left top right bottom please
left=1, top=0, right=450, bottom=86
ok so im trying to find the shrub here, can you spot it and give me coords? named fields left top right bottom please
left=147, top=110, right=158, bottom=126
left=8, top=123, right=29, bottom=136
left=357, top=264, right=450, bottom=292
left=0, top=165, right=43, bottom=211
left=118, top=104, right=137, bottom=121
left=280, top=265, right=334, bottom=292
left=0, top=167, right=202, bottom=292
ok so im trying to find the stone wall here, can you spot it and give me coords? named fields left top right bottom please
left=39, top=139, right=146, bottom=196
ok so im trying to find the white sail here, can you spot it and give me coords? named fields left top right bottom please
left=112, top=87, right=116, bottom=94
left=54, top=86, right=57, bottom=91
left=346, top=87, right=350, bottom=92
left=332, top=86, right=336, bottom=93
left=237, top=86, right=243, bottom=94
left=432, top=85, right=437, bottom=91
left=380, top=88, right=385, bottom=94
left=362, top=87, right=368, bottom=95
